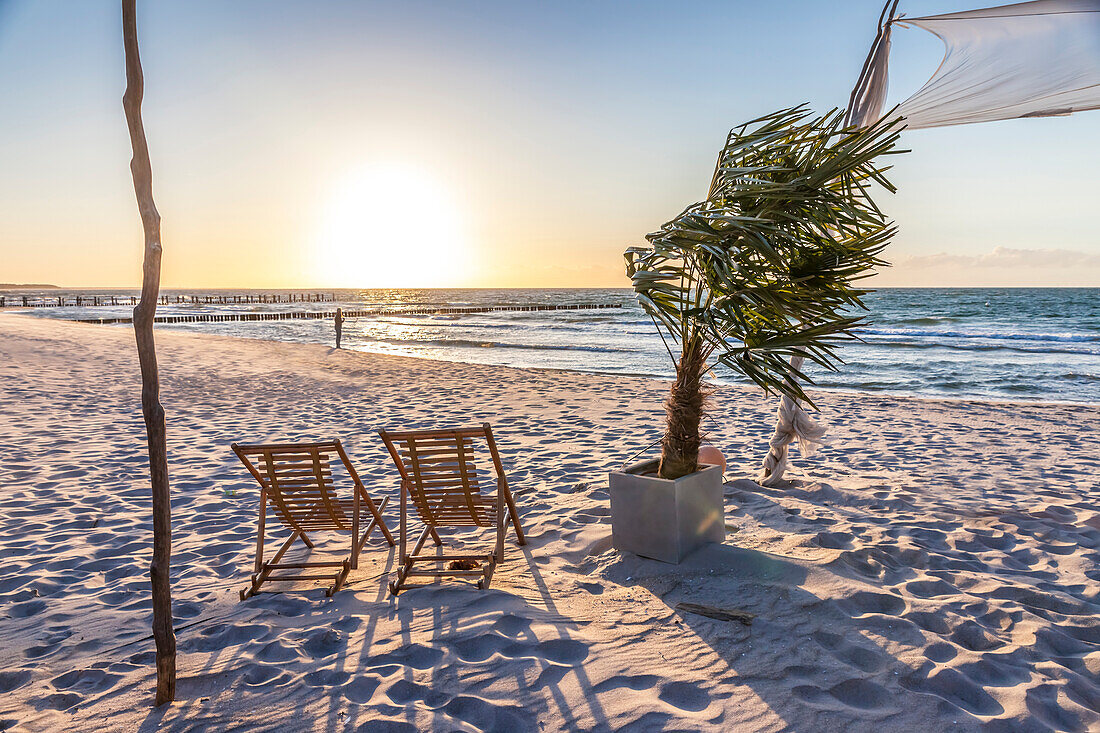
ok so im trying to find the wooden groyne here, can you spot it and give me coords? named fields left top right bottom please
left=76, top=302, right=622, bottom=326
left=0, top=292, right=336, bottom=308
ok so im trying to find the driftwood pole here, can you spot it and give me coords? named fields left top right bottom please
left=122, top=0, right=176, bottom=705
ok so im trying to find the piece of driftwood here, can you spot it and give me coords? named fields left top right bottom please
left=122, top=0, right=175, bottom=705
left=675, top=602, right=755, bottom=625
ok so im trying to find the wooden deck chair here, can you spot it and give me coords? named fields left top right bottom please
left=232, top=440, right=395, bottom=600
left=379, top=423, right=526, bottom=594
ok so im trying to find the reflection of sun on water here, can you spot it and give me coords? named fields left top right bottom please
left=313, top=165, right=469, bottom=288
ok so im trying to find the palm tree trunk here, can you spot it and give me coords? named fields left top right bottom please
left=122, top=0, right=176, bottom=705
left=659, top=337, right=708, bottom=480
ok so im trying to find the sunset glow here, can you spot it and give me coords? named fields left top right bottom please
left=313, top=165, right=470, bottom=288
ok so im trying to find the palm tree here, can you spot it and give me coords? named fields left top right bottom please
left=626, top=106, right=904, bottom=480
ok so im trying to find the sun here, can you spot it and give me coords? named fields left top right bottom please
left=313, top=164, right=470, bottom=288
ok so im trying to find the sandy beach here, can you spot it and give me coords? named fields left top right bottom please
left=1, top=312, right=1099, bottom=732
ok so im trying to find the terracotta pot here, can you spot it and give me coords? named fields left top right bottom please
left=698, top=444, right=726, bottom=474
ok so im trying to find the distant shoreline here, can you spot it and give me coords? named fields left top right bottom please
left=1, top=285, right=1098, bottom=292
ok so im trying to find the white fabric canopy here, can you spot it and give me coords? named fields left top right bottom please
left=865, top=0, right=1100, bottom=129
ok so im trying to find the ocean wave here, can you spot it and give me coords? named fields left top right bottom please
left=892, top=317, right=960, bottom=326
left=364, top=336, right=637, bottom=355
left=857, top=327, right=1099, bottom=344
left=1058, top=372, right=1100, bottom=382
left=850, top=339, right=1100, bottom=357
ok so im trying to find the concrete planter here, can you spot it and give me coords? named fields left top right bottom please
left=608, top=459, right=725, bottom=563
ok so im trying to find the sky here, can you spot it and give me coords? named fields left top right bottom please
left=0, top=0, right=1097, bottom=289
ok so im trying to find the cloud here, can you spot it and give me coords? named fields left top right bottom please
left=896, top=246, right=1100, bottom=270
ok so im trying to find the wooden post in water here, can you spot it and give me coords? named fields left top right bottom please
left=122, top=0, right=176, bottom=706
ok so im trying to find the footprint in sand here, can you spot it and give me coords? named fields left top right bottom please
left=813, top=531, right=854, bottom=549
left=839, top=590, right=906, bottom=617
left=50, top=668, right=120, bottom=694
left=302, top=669, right=351, bottom=688
left=593, top=674, right=660, bottom=694
left=368, top=643, right=444, bottom=670
left=340, top=674, right=381, bottom=703
left=183, top=622, right=270, bottom=653
left=903, top=579, right=958, bottom=598
left=256, top=639, right=301, bottom=663
left=353, top=721, right=417, bottom=733
left=1037, top=627, right=1098, bottom=659
left=953, top=656, right=1030, bottom=688
left=1065, top=678, right=1100, bottom=715
left=452, top=633, right=510, bottom=663
left=383, top=679, right=448, bottom=707
left=949, top=619, right=1003, bottom=652
left=990, top=586, right=1092, bottom=616
left=657, top=680, right=711, bottom=712
left=1024, top=683, right=1089, bottom=731
left=833, top=644, right=887, bottom=673
left=793, top=679, right=893, bottom=712
left=900, top=666, right=1004, bottom=717
left=524, top=639, right=589, bottom=665
left=905, top=610, right=952, bottom=635
left=0, top=670, right=32, bottom=694
left=302, top=628, right=346, bottom=659
left=23, top=644, right=61, bottom=660
left=241, top=663, right=292, bottom=687
left=530, top=664, right=570, bottom=688
left=923, top=642, right=958, bottom=663
left=441, top=695, right=535, bottom=731
left=8, top=599, right=46, bottom=618
left=32, top=692, right=83, bottom=711
left=491, top=614, right=532, bottom=637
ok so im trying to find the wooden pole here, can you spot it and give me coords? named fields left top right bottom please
left=122, top=0, right=176, bottom=706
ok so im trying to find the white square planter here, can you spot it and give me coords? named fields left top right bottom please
left=608, top=458, right=725, bottom=563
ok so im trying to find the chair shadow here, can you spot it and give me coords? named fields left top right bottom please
left=340, top=521, right=613, bottom=731
left=136, top=529, right=398, bottom=732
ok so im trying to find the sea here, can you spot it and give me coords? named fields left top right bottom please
left=8, top=287, right=1099, bottom=405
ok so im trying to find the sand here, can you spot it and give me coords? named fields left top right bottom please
left=1, top=312, right=1098, bottom=732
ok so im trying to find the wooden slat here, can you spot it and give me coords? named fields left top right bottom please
left=386, top=427, right=488, bottom=440
left=257, top=467, right=333, bottom=476
left=235, top=441, right=340, bottom=453
left=406, top=436, right=436, bottom=526
left=263, top=451, right=305, bottom=534
left=267, top=561, right=346, bottom=569
left=414, top=480, right=475, bottom=491
left=398, top=437, right=475, bottom=447
left=262, top=574, right=341, bottom=582
left=406, top=444, right=470, bottom=452
left=420, top=501, right=493, bottom=511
